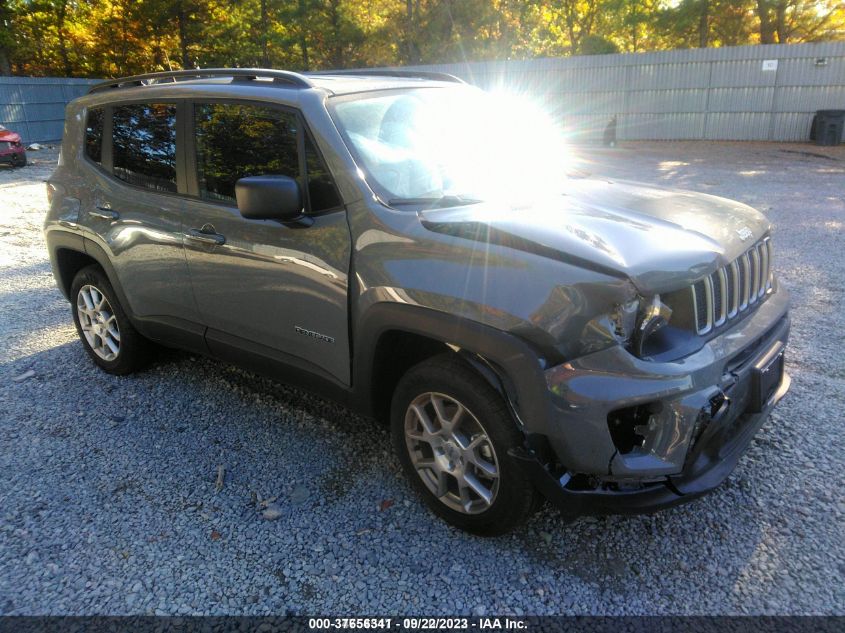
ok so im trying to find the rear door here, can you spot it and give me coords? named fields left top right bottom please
left=181, top=100, right=352, bottom=385
left=81, top=102, right=201, bottom=331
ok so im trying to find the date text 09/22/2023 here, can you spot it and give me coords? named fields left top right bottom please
left=308, top=617, right=529, bottom=630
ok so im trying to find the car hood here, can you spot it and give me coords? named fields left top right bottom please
left=0, top=129, right=20, bottom=143
left=419, top=179, right=771, bottom=295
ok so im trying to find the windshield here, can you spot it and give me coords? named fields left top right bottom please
left=330, top=87, right=570, bottom=207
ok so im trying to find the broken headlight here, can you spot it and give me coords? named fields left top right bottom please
left=632, top=295, right=673, bottom=357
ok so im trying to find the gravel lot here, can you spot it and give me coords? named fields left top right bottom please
left=1, top=142, right=843, bottom=616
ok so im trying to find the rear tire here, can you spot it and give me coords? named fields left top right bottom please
left=391, top=353, right=541, bottom=535
left=70, top=265, right=150, bottom=375
left=11, top=153, right=26, bottom=167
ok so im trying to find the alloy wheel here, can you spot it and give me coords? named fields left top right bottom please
left=404, top=392, right=500, bottom=514
left=76, top=284, right=121, bottom=361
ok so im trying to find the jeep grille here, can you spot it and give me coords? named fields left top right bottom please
left=691, top=237, right=772, bottom=335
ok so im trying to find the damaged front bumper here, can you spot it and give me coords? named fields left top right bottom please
left=0, top=149, right=25, bottom=164
left=513, top=285, right=791, bottom=517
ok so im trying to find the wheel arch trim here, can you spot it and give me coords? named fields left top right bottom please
left=81, top=237, right=135, bottom=319
left=352, top=302, right=553, bottom=434
left=45, top=229, right=87, bottom=300
left=45, top=230, right=135, bottom=322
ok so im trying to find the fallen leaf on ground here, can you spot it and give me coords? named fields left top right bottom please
left=210, top=529, right=221, bottom=541
left=379, top=499, right=394, bottom=511
left=262, top=503, right=283, bottom=521
left=215, top=465, right=225, bottom=493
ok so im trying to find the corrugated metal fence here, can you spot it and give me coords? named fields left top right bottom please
left=1, top=41, right=843, bottom=143
left=0, top=77, right=96, bottom=143
left=395, top=41, right=845, bottom=142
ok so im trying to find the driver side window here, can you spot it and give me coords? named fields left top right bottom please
left=193, top=102, right=342, bottom=212
left=194, top=103, right=298, bottom=204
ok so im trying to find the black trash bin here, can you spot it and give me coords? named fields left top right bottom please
left=810, top=110, right=845, bottom=146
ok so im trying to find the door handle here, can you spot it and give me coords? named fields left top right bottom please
left=89, top=206, right=119, bottom=220
left=187, top=227, right=226, bottom=245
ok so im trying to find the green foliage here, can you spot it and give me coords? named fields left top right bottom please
left=3, top=0, right=844, bottom=76
left=579, top=34, right=620, bottom=54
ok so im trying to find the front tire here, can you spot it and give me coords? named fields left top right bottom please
left=70, top=265, right=149, bottom=375
left=391, top=354, right=541, bottom=535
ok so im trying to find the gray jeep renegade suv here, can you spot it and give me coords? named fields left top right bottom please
left=45, top=68, right=790, bottom=535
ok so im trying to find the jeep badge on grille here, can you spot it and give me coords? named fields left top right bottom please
left=737, top=226, right=753, bottom=241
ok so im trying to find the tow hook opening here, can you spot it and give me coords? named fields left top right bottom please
left=607, top=402, right=663, bottom=455
left=709, top=392, right=730, bottom=420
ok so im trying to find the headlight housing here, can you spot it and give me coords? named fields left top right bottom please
left=632, top=295, right=673, bottom=357
left=626, top=288, right=713, bottom=361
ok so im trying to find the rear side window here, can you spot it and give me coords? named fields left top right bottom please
left=85, top=108, right=104, bottom=165
left=194, top=102, right=341, bottom=212
left=112, top=103, right=177, bottom=193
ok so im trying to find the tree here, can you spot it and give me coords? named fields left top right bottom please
left=654, top=0, right=757, bottom=49
left=0, top=0, right=17, bottom=74
left=0, top=0, right=842, bottom=77
left=754, top=0, right=844, bottom=44
left=580, top=33, right=619, bottom=54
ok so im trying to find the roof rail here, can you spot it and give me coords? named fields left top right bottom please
left=309, top=69, right=466, bottom=84
left=88, top=68, right=314, bottom=94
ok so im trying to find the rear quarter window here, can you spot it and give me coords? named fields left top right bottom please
left=85, top=107, right=104, bottom=165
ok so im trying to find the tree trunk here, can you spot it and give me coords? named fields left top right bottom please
left=260, top=0, right=269, bottom=67
left=440, top=0, right=453, bottom=48
left=775, top=1, right=788, bottom=43
left=329, top=0, right=344, bottom=68
left=629, top=0, right=640, bottom=52
left=563, top=1, right=578, bottom=55
left=152, top=41, right=165, bottom=70
left=698, top=0, right=709, bottom=48
left=756, top=0, right=777, bottom=44
left=297, top=0, right=310, bottom=70
left=405, top=0, right=421, bottom=64
left=0, top=49, right=11, bottom=76
left=177, top=2, right=190, bottom=68
left=120, top=0, right=130, bottom=73
left=299, top=37, right=309, bottom=70
left=57, top=0, right=72, bottom=76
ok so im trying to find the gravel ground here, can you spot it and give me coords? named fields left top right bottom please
left=1, top=142, right=843, bottom=616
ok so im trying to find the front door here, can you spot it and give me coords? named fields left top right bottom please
left=181, top=101, right=352, bottom=385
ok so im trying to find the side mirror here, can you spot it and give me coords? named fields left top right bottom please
left=235, top=175, right=303, bottom=221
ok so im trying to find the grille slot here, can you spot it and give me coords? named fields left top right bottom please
left=692, top=237, right=773, bottom=335
left=738, top=254, right=749, bottom=311
left=760, top=238, right=771, bottom=296
left=693, top=279, right=711, bottom=334
left=726, top=261, right=738, bottom=317
left=749, top=248, right=760, bottom=304
left=711, top=269, right=726, bottom=326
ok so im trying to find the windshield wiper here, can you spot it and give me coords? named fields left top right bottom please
left=387, top=194, right=482, bottom=209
